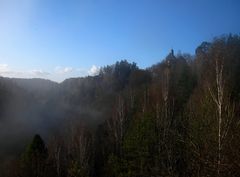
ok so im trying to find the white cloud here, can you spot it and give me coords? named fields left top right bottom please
left=0, top=63, right=50, bottom=79
left=88, top=65, right=100, bottom=76
left=55, top=66, right=73, bottom=74
left=0, top=63, right=94, bottom=82
left=29, top=69, right=50, bottom=77
left=0, top=64, right=10, bottom=73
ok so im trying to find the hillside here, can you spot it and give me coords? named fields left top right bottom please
left=0, top=34, right=240, bottom=177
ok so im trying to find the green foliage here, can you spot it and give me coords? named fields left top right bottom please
left=67, top=161, right=88, bottom=177
left=20, top=134, right=48, bottom=177
left=122, top=113, right=157, bottom=177
left=106, top=154, right=124, bottom=177
left=26, top=134, right=48, bottom=157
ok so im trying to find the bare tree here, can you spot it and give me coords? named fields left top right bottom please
left=66, top=120, right=92, bottom=177
left=208, top=55, right=225, bottom=176
left=162, top=61, right=170, bottom=138
left=107, top=95, right=126, bottom=155
left=153, top=60, right=176, bottom=176
left=48, top=136, right=64, bottom=177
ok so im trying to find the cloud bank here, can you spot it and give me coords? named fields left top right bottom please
left=0, top=64, right=100, bottom=82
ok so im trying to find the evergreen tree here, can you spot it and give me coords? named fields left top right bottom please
left=20, top=134, right=48, bottom=177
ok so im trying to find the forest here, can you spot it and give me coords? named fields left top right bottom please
left=0, top=34, right=240, bottom=177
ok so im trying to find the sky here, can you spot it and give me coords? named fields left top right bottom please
left=0, top=0, right=239, bottom=82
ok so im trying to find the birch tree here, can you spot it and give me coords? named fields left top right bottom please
left=208, top=55, right=224, bottom=176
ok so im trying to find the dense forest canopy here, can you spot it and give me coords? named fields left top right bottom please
left=0, top=34, right=240, bottom=177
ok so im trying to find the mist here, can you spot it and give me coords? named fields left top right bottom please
left=1, top=35, right=240, bottom=177
left=0, top=77, right=105, bottom=160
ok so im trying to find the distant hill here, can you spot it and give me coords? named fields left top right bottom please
left=11, top=78, right=58, bottom=93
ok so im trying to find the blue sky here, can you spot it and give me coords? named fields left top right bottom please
left=0, top=0, right=239, bottom=82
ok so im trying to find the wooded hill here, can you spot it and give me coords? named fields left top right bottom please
left=0, top=34, right=240, bottom=177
